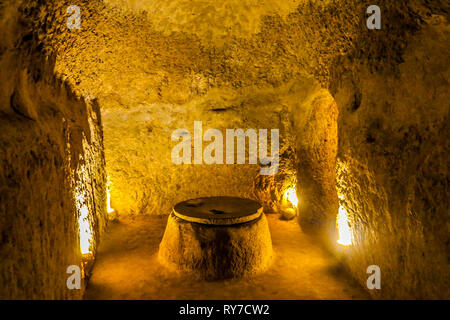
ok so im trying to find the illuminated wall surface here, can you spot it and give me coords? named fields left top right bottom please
left=0, top=0, right=448, bottom=299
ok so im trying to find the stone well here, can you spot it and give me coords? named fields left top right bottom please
left=158, top=196, right=273, bottom=280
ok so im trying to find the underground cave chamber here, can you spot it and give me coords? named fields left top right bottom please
left=0, top=1, right=448, bottom=300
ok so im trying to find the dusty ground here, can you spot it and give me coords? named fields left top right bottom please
left=84, top=214, right=369, bottom=299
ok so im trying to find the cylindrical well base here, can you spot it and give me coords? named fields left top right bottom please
left=158, top=213, right=273, bottom=280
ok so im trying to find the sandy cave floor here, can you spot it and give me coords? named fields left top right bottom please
left=84, top=214, right=369, bottom=300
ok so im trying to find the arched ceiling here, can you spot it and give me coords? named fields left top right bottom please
left=27, top=0, right=362, bottom=215
left=35, top=0, right=357, bottom=109
left=104, top=0, right=301, bottom=41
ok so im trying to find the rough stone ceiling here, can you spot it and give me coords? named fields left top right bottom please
left=39, top=0, right=355, bottom=110
left=104, top=0, right=301, bottom=40
left=35, top=0, right=339, bottom=215
left=30, top=0, right=422, bottom=216
left=30, top=1, right=446, bottom=112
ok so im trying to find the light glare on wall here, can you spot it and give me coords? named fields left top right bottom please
left=78, top=204, right=93, bottom=255
left=75, top=172, right=93, bottom=256
left=107, top=186, right=114, bottom=214
left=337, top=204, right=352, bottom=246
left=284, top=187, right=298, bottom=208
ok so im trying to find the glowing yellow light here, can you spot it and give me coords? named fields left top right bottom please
left=107, top=186, right=115, bottom=214
left=284, top=187, right=298, bottom=208
left=78, top=204, right=92, bottom=255
left=337, top=205, right=352, bottom=246
left=75, top=187, right=93, bottom=255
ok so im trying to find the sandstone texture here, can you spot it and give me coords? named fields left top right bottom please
left=159, top=213, right=273, bottom=280
left=0, top=0, right=448, bottom=299
left=0, top=1, right=107, bottom=299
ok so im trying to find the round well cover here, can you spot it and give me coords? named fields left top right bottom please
left=173, top=196, right=263, bottom=225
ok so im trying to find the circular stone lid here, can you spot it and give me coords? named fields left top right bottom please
left=173, top=196, right=263, bottom=225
